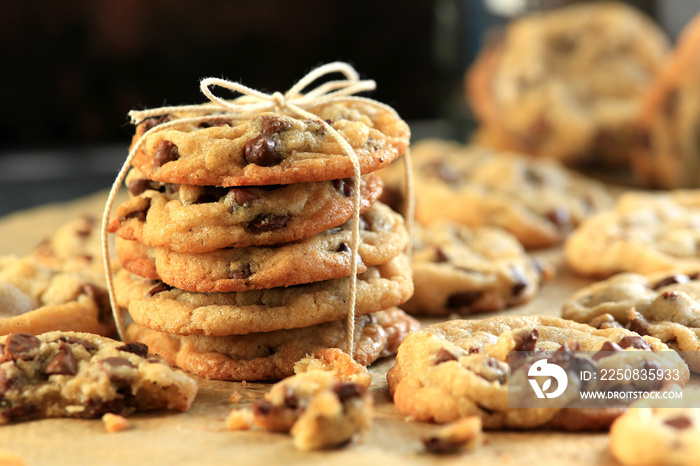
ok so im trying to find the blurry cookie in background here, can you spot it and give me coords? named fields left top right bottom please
left=466, top=2, right=668, bottom=167
left=632, top=12, right=700, bottom=188
left=379, top=139, right=611, bottom=249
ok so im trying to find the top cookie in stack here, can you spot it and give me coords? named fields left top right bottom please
left=107, top=67, right=417, bottom=381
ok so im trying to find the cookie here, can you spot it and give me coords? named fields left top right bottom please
left=31, top=215, right=114, bottom=287
left=387, top=315, right=688, bottom=429
left=0, top=331, right=197, bottom=424
left=466, top=2, right=668, bottom=166
left=565, top=190, right=700, bottom=277
left=114, top=254, right=413, bottom=336
left=563, top=269, right=700, bottom=372
left=130, top=101, right=410, bottom=186
left=402, top=221, right=554, bottom=316
left=0, top=255, right=115, bottom=337
left=379, top=139, right=611, bottom=249
left=632, top=13, right=700, bottom=188
left=127, top=308, right=418, bottom=381
left=227, top=352, right=373, bottom=451
left=109, top=169, right=383, bottom=253
left=114, top=201, right=408, bottom=292
left=609, top=389, right=700, bottom=466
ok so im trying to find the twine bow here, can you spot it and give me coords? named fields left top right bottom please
left=101, top=62, right=412, bottom=359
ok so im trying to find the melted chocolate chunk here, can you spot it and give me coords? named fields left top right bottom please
left=332, top=178, right=354, bottom=197
left=652, top=274, right=689, bottom=290
left=116, top=342, right=149, bottom=358
left=433, top=348, right=458, bottom=365
left=260, top=116, right=292, bottom=135
left=124, top=198, right=151, bottom=222
left=127, top=179, right=160, bottom=197
left=244, top=135, right=283, bottom=167
left=100, top=357, right=136, bottom=370
left=446, top=291, right=483, bottom=310
left=628, top=311, right=651, bottom=336
left=510, top=266, right=529, bottom=297
left=44, top=343, right=78, bottom=376
left=333, top=382, right=365, bottom=402
left=246, top=213, right=292, bottom=233
left=2, top=333, right=41, bottom=362
left=546, top=208, right=571, bottom=230
left=423, top=436, right=463, bottom=454
left=592, top=341, right=623, bottom=361
left=336, top=242, right=351, bottom=253
left=434, top=247, right=450, bottom=263
left=252, top=400, right=273, bottom=416
left=147, top=281, right=172, bottom=296
left=664, top=416, right=693, bottom=430
left=230, top=188, right=261, bottom=206
left=513, top=328, right=539, bottom=352
left=228, top=264, right=252, bottom=280
left=618, top=336, right=651, bottom=350
left=153, top=140, right=180, bottom=169
left=59, top=336, right=97, bottom=352
left=142, top=115, right=170, bottom=132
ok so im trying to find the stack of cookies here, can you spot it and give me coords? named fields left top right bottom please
left=108, top=95, right=418, bottom=381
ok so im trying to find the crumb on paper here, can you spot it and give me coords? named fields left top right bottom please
left=226, top=408, right=253, bottom=431
left=0, top=450, right=26, bottom=466
left=102, top=413, right=131, bottom=433
left=230, top=391, right=242, bottom=403
left=422, top=416, right=484, bottom=454
left=293, top=348, right=372, bottom=388
left=242, top=381, right=249, bottom=389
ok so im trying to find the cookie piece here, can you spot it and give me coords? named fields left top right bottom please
left=467, top=2, right=668, bottom=166
left=126, top=308, right=419, bottom=381
left=0, top=255, right=115, bottom=337
left=115, top=202, right=408, bottom=292
left=632, top=13, right=700, bottom=188
left=563, top=269, right=700, bottom=372
left=387, top=315, right=687, bottom=429
left=380, top=139, right=611, bottom=249
left=130, top=101, right=410, bottom=186
left=227, top=351, right=373, bottom=451
left=110, top=170, right=383, bottom=253
left=422, top=417, right=484, bottom=454
left=609, top=389, right=700, bottom=466
left=114, top=254, right=413, bottom=336
left=565, top=190, right=700, bottom=277
left=0, top=331, right=197, bottom=424
left=404, top=221, right=554, bottom=316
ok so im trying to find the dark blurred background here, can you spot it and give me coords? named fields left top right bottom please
left=0, top=0, right=692, bottom=215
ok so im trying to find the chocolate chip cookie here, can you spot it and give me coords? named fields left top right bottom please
left=115, top=201, right=408, bottom=292
left=563, top=269, right=700, bottom=372
left=565, top=190, right=700, bottom=277
left=387, top=315, right=687, bottom=429
left=130, top=101, right=410, bottom=187
left=0, top=255, right=115, bottom=337
left=0, top=331, right=197, bottom=423
left=114, top=254, right=413, bottom=336
left=467, top=1, right=668, bottom=166
left=380, top=139, right=611, bottom=249
left=126, top=307, right=419, bottom=381
left=403, top=221, right=554, bottom=316
left=632, top=13, right=700, bottom=188
left=109, top=169, right=383, bottom=253
left=609, top=388, right=700, bottom=466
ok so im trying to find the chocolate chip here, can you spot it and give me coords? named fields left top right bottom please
left=252, top=400, right=273, bottom=416
left=336, top=242, right=351, bottom=253
left=59, top=336, right=97, bottom=352
left=100, top=357, right=136, bottom=370
left=592, top=341, right=623, bottom=361
left=332, top=178, right=354, bottom=197
left=260, top=116, right=291, bottom=135
left=230, top=188, right=261, bottom=206
left=628, top=311, right=651, bottom=336
left=433, top=348, right=458, bottom=365
left=153, top=140, right=180, bottom=169
left=664, top=416, right=693, bottom=430
left=228, top=264, right=252, bottom=280
left=124, top=197, right=151, bottom=222
left=513, top=328, right=539, bottom=352
left=194, top=187, right=228, bottom=204
left=244, top=135, right=282, bottom=167
left=434, top=248, right=450, bottom=263
left=199, top=118, right=231, bottom=128
left=358, top=216, right=370, bottom=231
left=618, top=336, right=651, bottom=350
left=551, top=35, right=576, bottom=54
left=423, top=436, right=463, bottom=454
left=662, top=291, right=680, bottom=301
left=44, top=343, right=78, bottom=376
left=333, top=382, right=365, bottom=402
left=127, top=179, right=159, bottom=197
left=524, top=167, right=544, bottom=185
left=246, top=213, right=292, bottom=233
left=147, top=281, right=172, bottom=296
left=2, top=333, right=41, bottom=362
left=76, top=216, right=95, bottom=237
left=283, top=388, right=300, bottom=410
left=446, top=291, right=483, bottom=310
left=510, top=267, right=529, bottom=297
left=116, top=342, right=149, bottom=358
left=142, top=115, right=169, bottom=132
left=651, top=274, right=689, bottom=290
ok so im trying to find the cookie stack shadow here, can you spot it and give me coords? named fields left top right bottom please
left=108, top=108, right=417, bottom=381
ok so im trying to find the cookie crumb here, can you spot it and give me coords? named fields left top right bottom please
left=226, top=409, right=253, bottom=431
left=422, top=417, right=484, bottom=454
left=102, top=413, right=131, bottom=433
left=229, top=391, right=242, bottom=403
left=0, top=451, right=26, bottom=466
left=294, top=348, right=372, bottom=387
